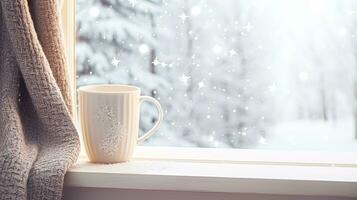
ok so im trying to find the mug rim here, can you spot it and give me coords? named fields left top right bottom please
left=78, top=84, right=141, bottom=94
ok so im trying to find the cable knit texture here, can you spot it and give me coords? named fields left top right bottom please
left=0, top=0, right=80, bottom=199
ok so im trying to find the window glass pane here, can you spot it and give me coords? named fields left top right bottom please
left=76, top=0, right=357, bottom=150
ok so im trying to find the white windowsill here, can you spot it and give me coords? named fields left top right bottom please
left=64, top=146, right=357, bottom=197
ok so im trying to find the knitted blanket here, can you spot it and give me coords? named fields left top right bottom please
left=0, top=0, right=80, bottom=199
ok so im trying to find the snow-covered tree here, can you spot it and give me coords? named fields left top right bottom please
left=76, top=0, right=163, bottom=86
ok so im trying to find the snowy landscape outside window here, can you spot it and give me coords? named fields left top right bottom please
left=76, top=0, right=357, bottom=150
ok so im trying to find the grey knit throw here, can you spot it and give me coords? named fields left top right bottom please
left=0, top=0, right=80, bottom=199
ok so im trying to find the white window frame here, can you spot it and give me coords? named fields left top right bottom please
left=62, top=1, right=357, bottom=198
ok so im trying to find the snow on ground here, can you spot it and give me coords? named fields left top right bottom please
left=258, top=119, right=357, bottom=151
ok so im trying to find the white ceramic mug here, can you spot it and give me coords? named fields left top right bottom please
left=78, top=84, right=163, bottom=163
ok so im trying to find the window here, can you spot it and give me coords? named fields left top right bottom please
left=76, top=0, right=357, bottom=151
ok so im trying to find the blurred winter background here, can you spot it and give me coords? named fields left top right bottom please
left=76, top=0, right=357, bottom=151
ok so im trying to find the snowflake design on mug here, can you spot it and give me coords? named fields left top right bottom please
left=95, top=104, right=127, bottom=156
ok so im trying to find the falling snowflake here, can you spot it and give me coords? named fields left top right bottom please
left=179, top=13, right=190, bottom=23
left=161, top=62, right=168, bottom=68
left=139, top=43, right=150, bottom=54
left=180, top=74, right=191, bottom=85
left=152, top=58, right=160, bottom=66
left=229, top=49, right=238, bottom=56
left=89, top=7, right=100, bottom=18
left=111, top=57, right=120, bottom=66
left=197, top=81, right=206, bottom=89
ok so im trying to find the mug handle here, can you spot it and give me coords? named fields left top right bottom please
left=137, top=96, right=164, bottom=144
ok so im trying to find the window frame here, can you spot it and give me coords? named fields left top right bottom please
left=63, top=1, right=357, bottom=197
left=61, top=0, right=76, bottom=119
